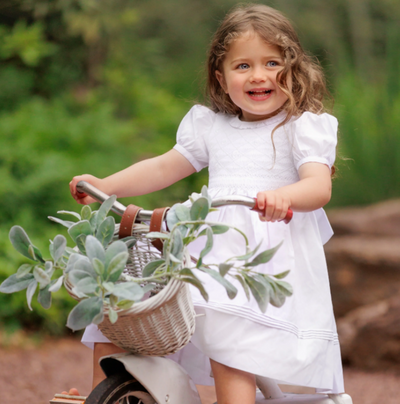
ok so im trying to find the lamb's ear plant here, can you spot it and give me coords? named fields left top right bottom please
left=142, top=186, right=293, bottom=313
left=0, top=187, right=292, bottom=332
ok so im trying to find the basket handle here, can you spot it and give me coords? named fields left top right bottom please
left=149, top=207, right=170, bottom=252
left=119, top=204, right=142, bottom=239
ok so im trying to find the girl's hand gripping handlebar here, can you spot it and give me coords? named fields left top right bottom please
left=251, top=198, right=293, bottom=224
left=76, top=181, right=293, bottom=224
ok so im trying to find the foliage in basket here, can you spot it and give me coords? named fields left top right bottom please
left=0, top=187, right=292, bottom=331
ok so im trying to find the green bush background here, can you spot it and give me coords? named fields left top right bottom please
left=1, top=0, right=399, bottom=335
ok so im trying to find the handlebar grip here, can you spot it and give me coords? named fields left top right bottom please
left=251, top=198, right=293, bottom=224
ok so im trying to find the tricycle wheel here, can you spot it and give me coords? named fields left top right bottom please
left=85, top=372, right=156, bottom=404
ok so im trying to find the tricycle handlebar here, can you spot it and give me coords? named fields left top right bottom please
left=76, top=181, right=293, bottom=224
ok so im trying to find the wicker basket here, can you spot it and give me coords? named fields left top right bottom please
left=100, top=277, right=195, bottom=356
left=65, top=222, right=196, bottom=356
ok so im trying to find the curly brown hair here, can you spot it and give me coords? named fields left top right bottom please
left=207, top=3, right=330, bottom=129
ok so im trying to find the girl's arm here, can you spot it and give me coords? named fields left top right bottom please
left=257, top=162, right=332, bottom=222
left=69, top=149, right=196, bottom=204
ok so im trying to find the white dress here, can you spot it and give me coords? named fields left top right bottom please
left=82, top=105, right=344, bottom=394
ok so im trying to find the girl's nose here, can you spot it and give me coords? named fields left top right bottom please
left=250, top=67, right=267, bottom=83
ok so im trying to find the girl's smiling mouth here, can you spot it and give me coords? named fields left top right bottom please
left=248, top=89, right=272, bottom=95
left=247, top=89, right=273, bottom=100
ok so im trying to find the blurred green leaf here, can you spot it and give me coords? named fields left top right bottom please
left=66, top=296, right=103, bottom=331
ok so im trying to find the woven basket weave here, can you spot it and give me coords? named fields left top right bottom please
left=66, top=222, right=196, bottom=356
left=100, top=277, right=195, bottom=355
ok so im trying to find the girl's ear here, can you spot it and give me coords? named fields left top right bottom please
left=215, top=70, right=228, bottom=94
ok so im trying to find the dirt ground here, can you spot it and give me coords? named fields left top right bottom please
left=0, top=336, right=399, bottom=404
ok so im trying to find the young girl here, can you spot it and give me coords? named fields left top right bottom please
left=69, top=4, right=344, bottom=403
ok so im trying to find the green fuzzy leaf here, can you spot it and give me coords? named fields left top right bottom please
left=75, top=277, right=99, bottom=295
left=68, top=220, right=92, bottom=243
left=146, top=232, right=170, bottom=240
left=92, top=258, right=105, bottom=277
left=107, top=252, right=129, bottom=282
left=92, top=310, right=104, bottom=325
left=16, top=264, right=33, bottom=278
left=26, top=280, right=38, bottom=310
left=210, top=225, right=230, bottom=235
left=72, top=257, right=97, bottom=278
left=9, top=226, right=34, bottom=260
left=234, top=242, right=262, bottom=261
left=201, top=185, right=211, bottom=205
left=67, top=297, right=103, bottom=331
left=171, top=230, right=184, bottom=260
left=28, top=245, right=36, bottom=260
left=166, top=204, right=180, bottom=232
left=163, top=237, right=169, bottom=257
left=190, top=197, right=209, bottom=220
left=275, top=279, right=293, bottom=296
left=119, top=236, right=137, bottom=249
left=48, top=216, right=75, bottom=229
left=68, top=269, right=93, bottom=286
left=44, top=261, right=54, bottom=280
left=89, top=211, right=99, bottom=231
left=117, top=299, right=134, bottom=310
left=177, top=224, right=189, bottom=239
left=199, top=227, right=213, bottom=260
left=142, top=283, right=156, bottom=294
left=81, top=205, right=92, bottom=221
left=111, top=282, right=144, bottom=302
left=219, top=263, right=233, bottom=277
left=244, top=274, right=268, bottom=313
left=244, top=241, right=283, bottom=267
left=169, top=253, right=182, bottom=264
left=32, top=245, right=45, bottom=263
left=179, top=268, right=208, bottom=301
left=268, top=281, right=286, bottom=308
left=108, top=308, right=118, bottom=324
left=96, top=216, right=115, bottom=248
left=0, top=273, right=35, bottom=293
left=105, top=241, right=128, bottom=269
left=103, top=282, right=115, bottom=293
left=109, top=294, right=118, bottom=307
left=273, top=270, right=290, bottom=280
left=142, top=259, right=165, bottom=277
left=37, top=283, right=52, bottom=309
left=76, top=234, right=87, bottom=254
left=49, top=235, right=67, bottom=263
left=45, top=260, right=53, bottom=272
left=199, top=266, right=237, bottom=299
left=57, top=210, right=81, bottom=220
left=234, top=274, right=250, bottom=300
left=188, top=191, right=202, bottom=204
left=65, top=253, right=84, bottom=273
left=49, top=275, right=64, bottom=292
left=174, top=204, right=191, bottom=222
left=85, top=235, right=106, bottom=264
left=96, top=195, right=117, bottom=228
left=33, top=266, right=51, bottom=287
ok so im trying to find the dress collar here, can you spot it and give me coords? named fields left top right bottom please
left=229, top=111, right=287, bottom=129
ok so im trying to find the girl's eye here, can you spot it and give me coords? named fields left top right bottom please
left=237, top=63, right=249, bottom=70
left=267, top=61, right=279, bottom=67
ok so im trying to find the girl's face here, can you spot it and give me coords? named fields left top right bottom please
left=216, top=32, right=290, bottom=121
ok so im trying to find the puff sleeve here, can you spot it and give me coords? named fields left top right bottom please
left=173, top=105, right=215, bottom=172
left=291, top=112, right=338, bottom=170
